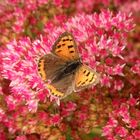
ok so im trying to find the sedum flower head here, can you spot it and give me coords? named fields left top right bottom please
left=1, top=10, right=134, bottom=110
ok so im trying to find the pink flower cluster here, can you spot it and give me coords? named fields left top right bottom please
left=0, top=0, right=49, bottom=34
left=103, top=97, right=140, bottom=140
left=1, top=10, right=134, bottom=108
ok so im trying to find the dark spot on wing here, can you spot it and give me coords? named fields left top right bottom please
left=56, top=50, right=62, bottom=53
left=81, top=82, right=85, bottom=85
left=68, top=45, right=73, bottom=49
left=43, top=66, right=46, bottom=70
left=83, top=70, right=86, bottom=74
left=62, top=44, right=65, bottom=46
left=39, top=73, right=42, bottom=77
left=86, top=72, right=90, bottom=76
left=39, top=59, right=42, bottom=62
left=89, top=75, right=94, bottom=82
left=78, top=81, right=81, bottom=85
left=70, top=50, right=74, bottom=53
left=38, top=63, right=41, bottom=67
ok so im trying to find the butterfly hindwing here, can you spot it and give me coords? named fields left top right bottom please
left=74, top=64, right=100, bottom=91
left=52, top=32, right=79, bottom=61
left=46, top=84, right=64, bottom=98
left=49, top=73, right=74, bottom=99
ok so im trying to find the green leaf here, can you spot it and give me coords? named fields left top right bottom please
left=66, top=127, right=74, bottom=140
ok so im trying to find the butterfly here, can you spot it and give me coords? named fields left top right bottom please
left=38, top=32, right=100, bottom=99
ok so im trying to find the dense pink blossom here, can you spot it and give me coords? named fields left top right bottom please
left=103, top=97, right=140, bottom=139
left=117, top=0, right=140, bottom=14
left=1, top=10, right=134, bottom=107
left=16, top=135, right=27, bottom=140
left=50, top=114, right=61, bottom=125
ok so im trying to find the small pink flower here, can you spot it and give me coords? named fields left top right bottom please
left=125, top=135, right=134, bottom=140
left=102, top=125, right=113, bottom=136
left=113, top=64, right=125, bottom=76
left=60, top=102, right=77, bottom=117
left=5, top=95, right=18, bottom=111
left=76, top=112, right=88, bottom=121
left=50, top=114, right=61, bottom=125
left=106, top=136, right=116, bottom=140
left=38, top=0, right=49, bottom=5
left=114, top=80, right=124, bottom=91
left=133, top=130, right=140, bottom=139
left=37, top=89, right=49, bottom=102
left=115, top=126, right=128, bottom=137
left=0, top=132, right=6, bottom=140
left=118, top=104, right=130, bottom=123
left=65, top=101, right=77, bottom=112
left=129, top=119, right=138, bottom=129
left=100, top=74, right=112, bottom=87
left=27, top=99, right=39, bottom=112
left=0, top=108, right=6, bottom=121
left=107, top=117, right=118, bottom=127
left=105, top=57, right=113, bottom=65
left=105, top=66, right=115, bottom=75
left=16, top=136, right=27, bottom=140
left=61, top=109, right=71, bottom=117
left=38, top=111, right=49, bottom=122
left=131, top=63, right=140, bottom=76
left=128, top=97, right=137, bottom=106
left=53, top=0, right=62, bottom=6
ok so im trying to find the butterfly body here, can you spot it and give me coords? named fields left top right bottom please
left=38, top=32, right=99, bottom=99
left=52, top=60, right=81, bottom=83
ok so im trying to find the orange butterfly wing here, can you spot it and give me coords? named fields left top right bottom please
left=52, top=32, right=80, bottom=61
left=74, top=64, right=100, bottom=91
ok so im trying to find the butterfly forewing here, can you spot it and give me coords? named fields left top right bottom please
left=52, top=32, right=80, bottom=61
left=38, top=53, right=66, bottom=81
left=74, top=64, right=100, bottom=91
